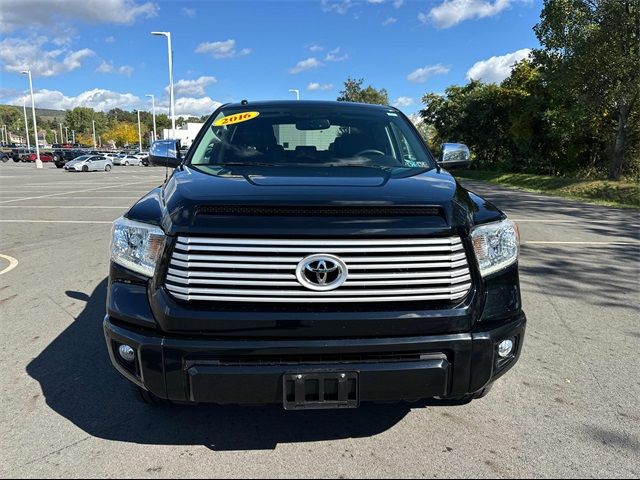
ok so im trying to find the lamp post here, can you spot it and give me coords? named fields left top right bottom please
left=53, top=131, right=57, bottom=144
left=1, top=125, right=6, bottom=144
left=22, top=98, right=30, bottom=151
left=288, top=89, right=300, bottom=100
left=59, top=123, right=63, bottom=144
left=92, top=120, right=97, bottom=149
left=72, top=130, right=75, bottom=144
left=146, top=94, right=157, bottom=143
left=64, top=127, right=69, bottom=143
left=137, top=110, right=142, bottom=152
left=21, top=68, right=42, bottom=168
left=151, top=31, right=175, bottom=139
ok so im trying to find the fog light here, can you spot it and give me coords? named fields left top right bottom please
left=498, top=339, right=514, bottom=358
left=118, top=344, right=136, bottom=362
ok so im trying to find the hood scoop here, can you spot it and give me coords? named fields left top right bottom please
left=248, top=175, right=386, bottom=187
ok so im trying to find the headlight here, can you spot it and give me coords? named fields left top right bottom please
left=111, top=217, right=165, bottom=277
left=470, top=219, right=519, bottom=277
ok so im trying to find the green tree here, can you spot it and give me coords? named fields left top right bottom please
left=534, top=0, right=640, bottom=179
left=337, top=77, right=389, bottom=105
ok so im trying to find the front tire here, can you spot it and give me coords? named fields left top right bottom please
left=124, top=160, right=129, bottom=166
left=82, top=165, right=88, bottom=172
left=105, top=164, right=112, bottom=171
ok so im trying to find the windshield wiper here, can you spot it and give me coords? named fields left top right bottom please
left=217, top=162, right=278, bottom=167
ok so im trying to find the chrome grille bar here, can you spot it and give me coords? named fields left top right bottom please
left=166, top=236, right=473, bottom=303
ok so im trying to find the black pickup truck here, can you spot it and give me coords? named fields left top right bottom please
left=105, top=100, right=525, bottom=409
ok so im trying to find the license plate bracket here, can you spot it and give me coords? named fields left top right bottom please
left=283, top=371, right=359, bottom=410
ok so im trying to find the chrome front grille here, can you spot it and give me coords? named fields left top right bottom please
left=165, top=236, right=473, bottom=303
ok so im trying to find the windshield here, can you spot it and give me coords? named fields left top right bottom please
left=189, top=105, right=435, bottom=171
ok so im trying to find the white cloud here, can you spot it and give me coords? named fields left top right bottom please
left=168, top=76, right=217, bottom=97
left=325, top=47, right=348, bottom=62
left=6, top=87, right=221, bottom=118
left=181, top=7, right=196, bottom=17
left=421, top=0, right=511, bottom=28
left=393, top=0, right=404, bottom=7
left=96, top=61, right=134, bottom=76
left=195, top=39, right=251, bottom=59
left=320, top=0, right=354, bottom=14
left=8, top=88, right=140, bottom=111
left=309, top=43, right=324, bottom=52
left=0, top=0, right=158, bottom=33
left=392, top=96, right=415, bottom=108
left=407, top=64, right=450, bottom=83
left=367, top=0, right=385, bottom=3
left=307, top=82, right=334, bottom=91
left=105, top=36, right=115, bottom=44
left=466, top=48, right=531, bottom=83
left=172, top=97, right=222, bottom=117
left=382, top=17, right=397, bottom=26
left=0, top=36, right=94, bottom=77
left=290, top=57, right=323, bottom=74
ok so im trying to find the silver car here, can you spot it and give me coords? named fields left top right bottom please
left=66, top=155, right=113, bottom=172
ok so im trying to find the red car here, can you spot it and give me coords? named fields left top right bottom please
left=24, top=153, right=54, bottom=162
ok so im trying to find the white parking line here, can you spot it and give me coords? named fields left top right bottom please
left=0, top=180, right=159, bottom=205
left=0, top=220, right=113, bottom=224
left=0, top=205, right=129, bottom=209
left=0, top=254, right=19, bottom=275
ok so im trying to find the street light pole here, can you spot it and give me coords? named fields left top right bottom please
left=151, top=31, right=175, bottom=139
left=21, top=68, right=42, bottom=168
left=72, top=130, right=75, bottom=144
left=1, top=125, right=6, bottom=143
left=92, top=120, right=97, bottom=149
left=22, top=98, right=30, bottom=151
left=53, top=131, right=57, bottom=144
left=59, top=123, right=63, bottom=144
left=146, top=94, right=156, bottom=143
left=64, top=127, right=69, bottom=143
left=288, top=89, right=300, bottom=100
left=137, top=110, right=142, bottom=152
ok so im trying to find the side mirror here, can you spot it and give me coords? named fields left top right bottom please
left=149, top=140, right=182, bottom=168
left=439, top=143, right=471, bottom=169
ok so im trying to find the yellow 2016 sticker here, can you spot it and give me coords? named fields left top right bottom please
left=214, top=111, right=260, bottom=127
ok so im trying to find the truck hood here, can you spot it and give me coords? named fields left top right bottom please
left=127, top=165, right=504, bottom=236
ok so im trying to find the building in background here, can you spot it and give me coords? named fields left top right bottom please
left=162, top=123, right=204, bottom=148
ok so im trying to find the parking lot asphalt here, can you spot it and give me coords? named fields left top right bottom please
left=0, top=162, right=638, bottom=478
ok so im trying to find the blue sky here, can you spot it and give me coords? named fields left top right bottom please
left=0, top=0, right=541, bottom=117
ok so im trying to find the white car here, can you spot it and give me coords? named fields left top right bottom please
left=66, top=155, right=113, bottom=172
left=117, top=154, right=143, bottom=166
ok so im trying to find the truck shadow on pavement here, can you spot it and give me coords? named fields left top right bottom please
left=27, top=278, right=452, bottom=451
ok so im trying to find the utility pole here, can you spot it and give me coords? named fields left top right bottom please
left=21, top=68, right=42, bottom=168
left=22, top=97, right=30, bottom=151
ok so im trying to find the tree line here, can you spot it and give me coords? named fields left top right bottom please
left=338, top=0, right=639, bottom=181
left=0, top=105, right=208, bottom=148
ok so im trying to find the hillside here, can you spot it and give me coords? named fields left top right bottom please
left=1, top=104, right=66, bottom=121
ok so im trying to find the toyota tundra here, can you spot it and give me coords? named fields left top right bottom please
left=104, top=100, right=525, bottom=409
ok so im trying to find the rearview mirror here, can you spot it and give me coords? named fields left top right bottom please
left=439, top=143, right=471, bottom=169
left=296, top=119, right=331, bottom=130
left=149, top=140, right=182, bottom=168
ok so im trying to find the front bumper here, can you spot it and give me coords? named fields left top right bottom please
left=104, top=313, right=526, bottom=406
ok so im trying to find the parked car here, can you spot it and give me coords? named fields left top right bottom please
left=53, top=149, right=84, bottom=168
left=120, top=154, right=143, bottom=166
left=105, top=100, right=525, bottom=408
left=11, top=148, right=33, bottom=162
left=25, top=152, right=54, bottom=162
left=65, top=155, right=112, bottom=172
